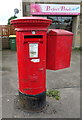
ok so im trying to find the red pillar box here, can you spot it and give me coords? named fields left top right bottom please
left=10, top=17, right=52, bottom=110
left=46, top=29, right=73, bottom=70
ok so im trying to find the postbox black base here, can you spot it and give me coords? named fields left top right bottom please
left=19, top=91, right=46, bottom=111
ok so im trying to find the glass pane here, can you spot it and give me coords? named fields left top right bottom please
left=48, top=16, right=73, bottom=31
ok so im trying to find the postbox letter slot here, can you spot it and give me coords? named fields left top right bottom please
left=24, top=35, right=43, bottom=38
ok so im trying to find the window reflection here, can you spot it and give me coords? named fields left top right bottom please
left=48, top=16, right=73, bottom=31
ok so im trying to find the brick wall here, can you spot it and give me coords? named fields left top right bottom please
left=0, top=25, right=16, bottom=49
left=2, top=37, right=10, bottom=49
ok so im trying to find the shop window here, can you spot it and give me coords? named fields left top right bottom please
left=47, top=16, right=73, bottom=32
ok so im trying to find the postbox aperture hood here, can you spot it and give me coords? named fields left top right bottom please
left=10, top=17, right=52, bottom=31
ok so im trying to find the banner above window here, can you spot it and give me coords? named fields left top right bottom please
left=30, top=4, right=80, bottom=15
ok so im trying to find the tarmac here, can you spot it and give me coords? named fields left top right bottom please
left=0, top=49, right=80, bottom=119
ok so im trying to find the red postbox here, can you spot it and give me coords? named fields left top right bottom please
left=10, top=17, right=52, bottom=110
left=46, top=29, right=73, bottom=70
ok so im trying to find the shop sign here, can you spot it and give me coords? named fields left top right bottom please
left=30, top=4, right=80, bottom=15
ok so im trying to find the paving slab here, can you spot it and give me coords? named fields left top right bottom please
left=2, top=88, right=80, bottom=118
left=1, top=50, right=80, bottom=118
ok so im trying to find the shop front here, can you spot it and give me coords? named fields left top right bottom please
left=30, top=4, right=80, bottom=47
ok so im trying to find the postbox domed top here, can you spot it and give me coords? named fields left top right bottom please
left=10, top=17, right=52, bottom=31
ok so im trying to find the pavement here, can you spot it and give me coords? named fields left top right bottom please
left=0, top=50, right=80, bottom=119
